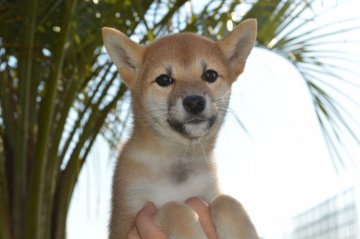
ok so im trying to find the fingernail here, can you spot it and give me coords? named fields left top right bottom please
left=143, top=201, right=157, bottom=215
left=144, top=201, right=156, bottom=209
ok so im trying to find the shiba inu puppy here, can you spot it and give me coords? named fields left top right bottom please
left=102, top=19, right=258, bottom=239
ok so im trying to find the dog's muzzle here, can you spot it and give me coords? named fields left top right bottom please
left=167, top=115, right=217, bottom=138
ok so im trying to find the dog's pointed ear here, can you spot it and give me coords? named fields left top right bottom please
left=102, top=27, right=144, bottom=88
left=217, top=19, right=257, bottom=80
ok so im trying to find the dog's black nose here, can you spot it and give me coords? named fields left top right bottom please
left=183, top=95, right=206, bottom=114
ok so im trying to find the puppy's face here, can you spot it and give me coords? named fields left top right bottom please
left=102, top=20, right=257, bottom=142
left=138, top=34, right=231, bottom=140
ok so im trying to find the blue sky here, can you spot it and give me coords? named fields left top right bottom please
left=67, top=1, right=360, bottom=238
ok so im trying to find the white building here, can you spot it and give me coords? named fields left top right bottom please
left=292, top=187, right=360, bottom=239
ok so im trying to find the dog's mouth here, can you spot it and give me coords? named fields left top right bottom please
left=167, top=115, right=217, bottom=137
left=184, top=117, right=208, bottom=124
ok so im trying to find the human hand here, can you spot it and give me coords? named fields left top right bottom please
left=127, top=198, right=218, bottom=239
left=127, top=202, right=166, bottom=239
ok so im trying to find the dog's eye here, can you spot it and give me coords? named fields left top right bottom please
left=155, top=74, right=174, bottom=87
left=202, top=70, right=218, bottom=83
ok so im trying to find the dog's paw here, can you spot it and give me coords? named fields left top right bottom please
left=211, top=195, right=259, bottom=239
left=155, top=201, right=207, bottom=239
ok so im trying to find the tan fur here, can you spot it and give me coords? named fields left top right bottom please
left=103, top=19, right=259, bottom=239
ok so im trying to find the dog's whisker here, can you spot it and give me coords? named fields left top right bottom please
left=198, top=141, right=208, bottom=162
left=192, top=143, right=195, bottom=162
left=214, top=97, right=231, bottom=102
left=149, top=108, right=168, bottom=112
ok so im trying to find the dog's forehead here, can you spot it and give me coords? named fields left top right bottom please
left=144, top=33, right=222, bottom=64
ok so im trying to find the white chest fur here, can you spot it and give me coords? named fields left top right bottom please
left=127, top=169, right=219, bottom=212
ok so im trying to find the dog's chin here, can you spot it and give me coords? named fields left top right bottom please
left=167, top=116, right=217, bottom=139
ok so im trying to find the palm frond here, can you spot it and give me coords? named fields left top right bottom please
left=244, top=0, right=360, bottom=171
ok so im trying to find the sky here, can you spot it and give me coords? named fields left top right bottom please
left=67, top=1, right=360, bottom=238
left=214, top=47, right=360, bottom=238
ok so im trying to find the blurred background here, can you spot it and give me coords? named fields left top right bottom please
left=0, top=0, right=359, bottom=239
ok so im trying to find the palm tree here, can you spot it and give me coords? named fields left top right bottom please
left=0, top=0, right=358, bottom=239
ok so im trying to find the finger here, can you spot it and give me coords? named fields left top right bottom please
left=127, top=227, right=141, bottom=239
left=186, top=198, right=218, bottom=239
left=135, top=202, right=167, bottom=239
